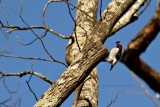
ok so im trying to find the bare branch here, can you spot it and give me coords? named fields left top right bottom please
left=64, top=0, right=97, bottom=22
left=67, top=3, right=76, bottom=23
left=20, top=0, right=23, bottom=16
left=42, top=0, right=63, bottom=27
left=0, top=20, right=4, bottom=26
left=74, top=26, right=81, bottom=52
left=107, top=94, right=118, bottom=107
left=17, top=30, right=48, bottom=46
left=66, top=0, right=98, bottom=106
left=0, top=70, right=53, bottom=85
left=100, top=0, right=103, bottom=22
left=0, top=78, right=20, bottom=105
left=131, top=71, right=159, bottom=107
left=107, top=88, right=145, bottom=95
left=26, top=81, right=38, bottom=101
left=26, top=60, right=38, bottom=101
left=0, top=0, right=9, bottom=26
left=121, top=0, right=160, bottom=93
left=8, top=7, right=71, bottom=38
left=110, top=0, right=146, bottom=36
left=39, top=36, right=68, bottom=67
left=139, top=0, right=151, bottom=15
left=34, top=0, right=136, bottom=106
left=28, top=60, right=34, bottom=82
left=2, top=8, right=68, bottom=67
left=0, top=54, right=56, bottom=62
left=1, top=25, right=71, bottom=39
left=0, top=31, right=9, bottom=54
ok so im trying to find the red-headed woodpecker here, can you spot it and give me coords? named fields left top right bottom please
left=106, top=41, right=122, bottom=71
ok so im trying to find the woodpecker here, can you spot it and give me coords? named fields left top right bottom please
left=106, top=41, right=122, bottom=71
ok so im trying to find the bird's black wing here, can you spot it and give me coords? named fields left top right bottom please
left=116, top=49, right=121, bottom=60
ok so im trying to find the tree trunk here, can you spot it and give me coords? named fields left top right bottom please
left=65, top=0, right=99, bottom=107
left=34, top=0, right=136, bottom=106
left=121, top=0, right=160, bottom=93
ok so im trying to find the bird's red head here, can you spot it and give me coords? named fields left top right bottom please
left=116, top=41, right=122, bottom=51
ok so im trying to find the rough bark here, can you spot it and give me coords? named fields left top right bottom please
left=34, top=0, right=136, bottom=106
left=65, top=0, right=99, bottom=107
left=121, top=0, right=160, bottom=93
left=34, top=41, right=108, bottom=107
left=72, top=68, right=98, bottom=107
left=110, top=0, right=146, bottom=36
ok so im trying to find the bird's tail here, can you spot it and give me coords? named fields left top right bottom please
left=110, top=65, right=114, bottom=71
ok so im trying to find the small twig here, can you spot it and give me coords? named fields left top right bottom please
left=0, top=20, right=4, bottom=26
left=0, top=78, right=20, bottom=105
left=131, top=71, right=159, bottom=107
left=107, top=88, right=145, bottom=95
left=26, top=81, right=38, bottom=101
left=67, top=3, right=81, bottom=52
left=0, top=0, right=9, bottom=26
left=67, top=2, right=76, bottom=22
left=107, top=94, right=118, bottom=107
left=100, top=0, right=103, bottom=22
left=42, top=0, right=72, bottom=39
left=0, top=30, right=9, bottom=54
left=4, top=9, right=68, bottom=67
left=139, top=0, right=151, bottom=15
left=64, top=0, right=97, bottom=22
left=39, top=36, right=68, bottom=67
left=28, top=60, right=34, bottom=82
left=42, top=0, right=63, bottom=27
left=78, top=24, right=87, bottom=37
left=0, top=70, right=53, bottom=84
left=0, top=54, right=56, bottom=62
left=10, top=8, right=41, bottom=40
left=74, top=26, right=81, bottom=52
left=41, top=0, right=71, bottom=39
left=17, top=30, right=48, bottom=46
left=1, top=25, right=71, bottom=39
left=20, top=0, right=23, bottom=16
left=26, top=60, right=38, bottom=101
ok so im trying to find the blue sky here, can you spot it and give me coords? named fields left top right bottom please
left=0, top=0, right=160, bottom=107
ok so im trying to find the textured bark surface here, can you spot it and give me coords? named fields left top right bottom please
left=65, top=0, right=99, bottom=107
left=91, top=0, right=136, bottom=43
left=34, top=0, right=136, bottom=106
left=65, top=0, right=98, bottom=66
left=110, top=0, right=146, bottom=36
left=34, top=41, right=108, bottom=107
left=121, top=0, right=160, bottom=93
left=72, top=68, right=98, bottom=107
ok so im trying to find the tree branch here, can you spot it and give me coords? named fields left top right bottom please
left=0, top=78, right=20, bottom=106
left=34, top=0, right=136, bottom=106
left=0, top=70, right=53, bottom=84
left=131, top=71, right=159, bottom=107
left=42, top=0, right=63, bottom=27
left=1, top=25, right=71, bottom=39
left=0, top=0, right=9, bottom=26
left=34, top=41, right=108, bottom=107
left=107, top=94, right=118, bottom=107
left=0, top=54, right=57, bottom=62
left=110, top=0, right=147, bottom=36
left=66, top=0, right=98, bottom=106
left=121, top=0, right=160, bottom=93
